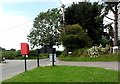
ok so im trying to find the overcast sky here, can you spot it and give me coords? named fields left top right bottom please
left=0, top=0, right=118, bottom=50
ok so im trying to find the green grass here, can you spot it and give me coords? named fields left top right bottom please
left=2, top=66, right=119, bottom=83
left=0, top=81, right=2, bottom=84
left=59, top=54, right=119, bottom=62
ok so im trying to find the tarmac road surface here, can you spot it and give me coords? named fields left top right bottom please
left=1, top=58, right=51, bottom=80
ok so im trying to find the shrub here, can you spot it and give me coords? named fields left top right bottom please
left=60, top=48, right=89, bottom=57
left=61, top=24, right=92, bottom=52
left=56, top=51, right=63, bottom=57
left=16, top=50, right=22, bottom=57
left=72, top=48, right=88, bottom=57
left=30, top=50, right=38, bottom=56
left=39, top=53, right=49, bottom=59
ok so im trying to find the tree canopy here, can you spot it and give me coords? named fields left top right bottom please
left=27, top=8, right=62, bottom=48
left=65, top=2, right=104, bottom=45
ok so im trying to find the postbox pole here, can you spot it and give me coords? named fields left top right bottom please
left=24, top=55, right=27, bottom=72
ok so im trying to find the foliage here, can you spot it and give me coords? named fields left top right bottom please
left=61, top=24, right=92, bottom=51
left=86, top=44, right=112, bottom=57
left=29, top=50, right=38, bottom=57
left=2, top=49, right=50, bottom=59
left=103, top=24, right=114, bottom=46
left=39, top=53, right=49, bottom=59
left=72, top=48, right=88, bottom=57
left=0, top=47, right=6, bottom=51
left=56, top=51, right=63, bottom=57
left=10, top=48, right=16, bottom=51
left=65, top=2, right=104, bottom=45
left=3, top=66, right=119, bottom=82
left=2, top=51, right=17, bottom=59
left=99, top=37, right=110, bottom=47
left=28, top=8, right=62, bottom=49
left=16, top=50, right=37, bottom=59
left=16, top=50, right=22, bottom=57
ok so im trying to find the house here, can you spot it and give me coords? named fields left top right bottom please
left=103, top=1, right=120, bottom=41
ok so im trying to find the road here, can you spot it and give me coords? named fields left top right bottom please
left=0, top=58, right=119, bottom=81
left=1, top=58, right=51, bottom=80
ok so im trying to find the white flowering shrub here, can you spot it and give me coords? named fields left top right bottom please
left=87, top=44, right=111, bottom=57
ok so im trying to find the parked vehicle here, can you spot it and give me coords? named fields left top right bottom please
left=0, top=57, right=6, bottom=63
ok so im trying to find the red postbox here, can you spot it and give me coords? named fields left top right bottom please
left=21, top=43, right=30, bottom=55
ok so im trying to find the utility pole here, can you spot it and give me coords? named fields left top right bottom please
left=59, top=0, right=65, bottom=33
left=61, top=4, right=65, bottom=33
left=105, top=0, right=119, bottom=46
left=59, top=0, right=68, bottom=56
left=114, top=3, right=118, bottom=46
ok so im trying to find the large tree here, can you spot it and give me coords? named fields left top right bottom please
left=65, top=2, right=104, bottom=45
left=27, top=8, right=62, bottom=49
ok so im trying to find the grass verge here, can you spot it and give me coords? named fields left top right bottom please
left=59, top=54, right=119, bottom=62
left=2, top=66, right=119, bottom=83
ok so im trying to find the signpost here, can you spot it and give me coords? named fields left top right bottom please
left=37, top=47, right=56, bottom=66
left=49, top=53, right=56, bottom=66
left=20, top=43, right=30, bottom=72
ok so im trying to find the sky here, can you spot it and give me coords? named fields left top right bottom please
left=0, top=0, right=119, bottom=50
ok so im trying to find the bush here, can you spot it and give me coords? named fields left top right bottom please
left=56, top=51, right=63, bottom=57
left=29, top=50, right=38, bottom=56
left=60, top=48, right=89, bottom=57
left=72, top=48, right=88, bottom=57
left=2, top=51, right=17, bottom=59
left=61, top=24, right=92, bottom=52
left=39, top=53, right=49, bottom=59
left=16, top=50, right=22, bottom=57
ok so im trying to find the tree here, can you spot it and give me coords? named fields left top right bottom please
left=0, top=47, right=6, bottom=51
left=28, top=8, right=62, bottom=49
left=65, top=2, right=104, bottom=45
left=102, top=23, right=114, bottom=46
left=10, top=48, right=16, bottom=51
left=61, top=24, right=92, bottom=52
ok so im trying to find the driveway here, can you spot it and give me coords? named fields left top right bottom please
left=0, top=58, right=119, bottom=81
left=56, top=61, right=119, bottom=71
